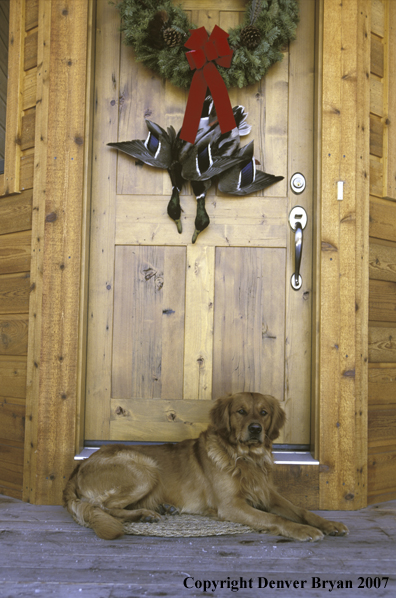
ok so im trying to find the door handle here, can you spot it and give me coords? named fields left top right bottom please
left=289, top=206, right=308, bottom=291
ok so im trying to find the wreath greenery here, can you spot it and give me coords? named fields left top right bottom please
left=112, top=0, right=300, bottom=89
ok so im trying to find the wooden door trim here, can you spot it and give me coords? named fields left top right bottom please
left=312, top=0, right=370, bottom=510
left=23, top=0, right=370, bottom=508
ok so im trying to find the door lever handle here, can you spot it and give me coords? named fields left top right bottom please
left=292, top=223, right=303, bottom=290
left=289, top=206, right=308, bottom=291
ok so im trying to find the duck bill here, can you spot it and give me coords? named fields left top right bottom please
left=192, top=229, right=200, bottom=244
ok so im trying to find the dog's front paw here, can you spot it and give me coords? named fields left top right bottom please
left=320, top=520, right=349, bottom=536
left=139, top=509, right=162, bottom=523
left=289, top=524, right=324, bottom=542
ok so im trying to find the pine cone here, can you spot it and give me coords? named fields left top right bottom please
left=163, top=27, right=183, bottom=48
left=240, top=25, right=261, bottom=50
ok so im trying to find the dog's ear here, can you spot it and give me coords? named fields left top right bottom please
left=210, top=395, right=232, bottom=431
left=266, top=396, right=286, bottom=442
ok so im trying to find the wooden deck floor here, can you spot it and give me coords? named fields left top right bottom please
left=0, top=495, right=395, bottom=598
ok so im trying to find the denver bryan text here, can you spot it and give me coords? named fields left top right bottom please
left=183, top=576, right=357, bottom=592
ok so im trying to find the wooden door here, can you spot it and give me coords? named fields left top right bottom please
left=84, top=0, right=315, bottom=446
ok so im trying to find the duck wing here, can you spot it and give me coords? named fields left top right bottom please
left=107, top=120, right=174, bottom=169
left=178, top=103, right=252, bottom=181
left=180, top=127, right=243, bottom=181
left=218, top=142, right=284, bottom=195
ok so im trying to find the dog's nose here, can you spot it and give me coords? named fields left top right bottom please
left=248, top=423, right=262, bottom=435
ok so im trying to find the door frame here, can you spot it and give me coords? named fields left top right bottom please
left=23, top=0, right=369, bottom=509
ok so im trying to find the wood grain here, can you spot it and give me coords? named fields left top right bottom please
left=368, top=406, right=396, bottom=449
left=0, top=440, right=24, bottom=498
left=0, top=231, right=31, bottom=274
left=0, top=191, right=33, bottom=235
left=370, top=77, right=383, bottom=117
left=0, top=356, right=27, bottom=399
left=25, top=0, right=39, bottom=32
left=0, top=314, right=29, bottom=356
left=23, top=0, right=90, bottom=505
left=109, top=398, right=213, bottom=442
left=369, top=279, right=396, bottom=322
left=369, top=363, right=396, bottom=406
left=371, top=34, right=384, bottom=78
left=116, top=35, right=168, bottom=197
left=84, top=0, right=120, bottom=440
left=370, top=196, right=396, bottom=242
left=272, top=465, right=319, bottom=511
left=74, top=0, right=96, bottom=454
left=0, top=397, right=25, bottom=443
left=183, top=245, right=214, bottom=402
left=0, top=272, right=30, bottom=314
left=371, top=0, right=384, bottom=37
left=23, top=0, right=52, bottom=504
left=368, top=448, right=396, bottom=496
left=24, top=29, right=38, bottom=71
left=19, top=151, right=34, bottom=191
left=20, top=108, right=36, bottom=151
left=370, top=158, right=383, bottom=197
left=368, top=326, right=396, bottom=362
left=370, top=115, right=383, bottom=158
left=3, top=0, right=25, bottom=195
left=212, top=247, right=286, bottom=404
left=369, top=241, right=396, bottom=282
left=22, top=67, right=37, bottom=111
left=385, top=2, right=396, bottom=201
left=284, top=0, right=315, bottom=445
left=115, top=196, right=288, bottom=247
left=111, top=246, right=186, bottom=400
left=318, top=0, right=370, bottom=510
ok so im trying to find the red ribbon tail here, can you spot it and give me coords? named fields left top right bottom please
left=203, top=62, right=236, bottom=134
left=180, top=70, right=207, bottom=144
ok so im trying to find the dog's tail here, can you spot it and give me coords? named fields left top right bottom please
left=63, top=465, right=124, bottom=540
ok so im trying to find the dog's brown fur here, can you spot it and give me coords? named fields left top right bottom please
left=63, top=392, right=348, bottom=541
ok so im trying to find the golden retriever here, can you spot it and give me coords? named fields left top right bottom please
left=63, top=392, right=348, bottom=541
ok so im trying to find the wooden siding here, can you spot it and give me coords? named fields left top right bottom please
left=368, top=0, right=396, bottom=505
left=0, top=0, right=38, bottom=500
left=0, top=1, right=9, bottom=161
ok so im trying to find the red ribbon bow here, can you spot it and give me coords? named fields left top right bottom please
left=180, top=25, right=236, bottom=144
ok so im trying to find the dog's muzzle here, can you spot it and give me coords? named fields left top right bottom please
left=248, top=422, right=262, bottom=441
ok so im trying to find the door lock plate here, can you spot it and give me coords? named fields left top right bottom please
left=290, top=172, right=306, bottom=194
left=288, top=206, right=308, bottom=231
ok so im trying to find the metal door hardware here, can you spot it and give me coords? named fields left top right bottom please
left=290, top=172, right=306, bottom=194
left=288, top=206, right=308, bottom=291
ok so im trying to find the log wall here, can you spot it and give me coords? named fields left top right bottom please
left=367, top=0, right=396, bottom=504
left=0, top=0, right=38, bottom=499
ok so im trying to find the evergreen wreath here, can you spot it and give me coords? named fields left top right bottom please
left=112, top=0, right=300, bottom=89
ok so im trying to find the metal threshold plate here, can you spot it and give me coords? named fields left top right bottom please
left=74, top=447, right=319, bottom=466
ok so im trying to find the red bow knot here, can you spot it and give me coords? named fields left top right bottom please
left=180, top=26, right=236, bottom=144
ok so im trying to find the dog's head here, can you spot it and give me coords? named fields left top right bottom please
left=210, top=392, right=286, bottom=449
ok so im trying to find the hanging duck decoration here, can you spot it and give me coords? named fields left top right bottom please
left=108, top=97, right=284, bottom=243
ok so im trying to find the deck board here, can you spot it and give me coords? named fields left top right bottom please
left=0, top=496, right=395, bottom=597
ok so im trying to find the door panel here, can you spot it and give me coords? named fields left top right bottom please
left=213, top=247, right=286, bottom=400
left=85, top=0, right=315, bottom=445
left=112, top=246, right=186, bottom=400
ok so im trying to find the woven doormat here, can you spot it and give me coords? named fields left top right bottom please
left=123, top=514, right=256, bottom=537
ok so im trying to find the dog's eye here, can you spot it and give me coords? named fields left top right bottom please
left=260, top=409, right=268, bottom=416
left=237, top=409, right=247, bottom=415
